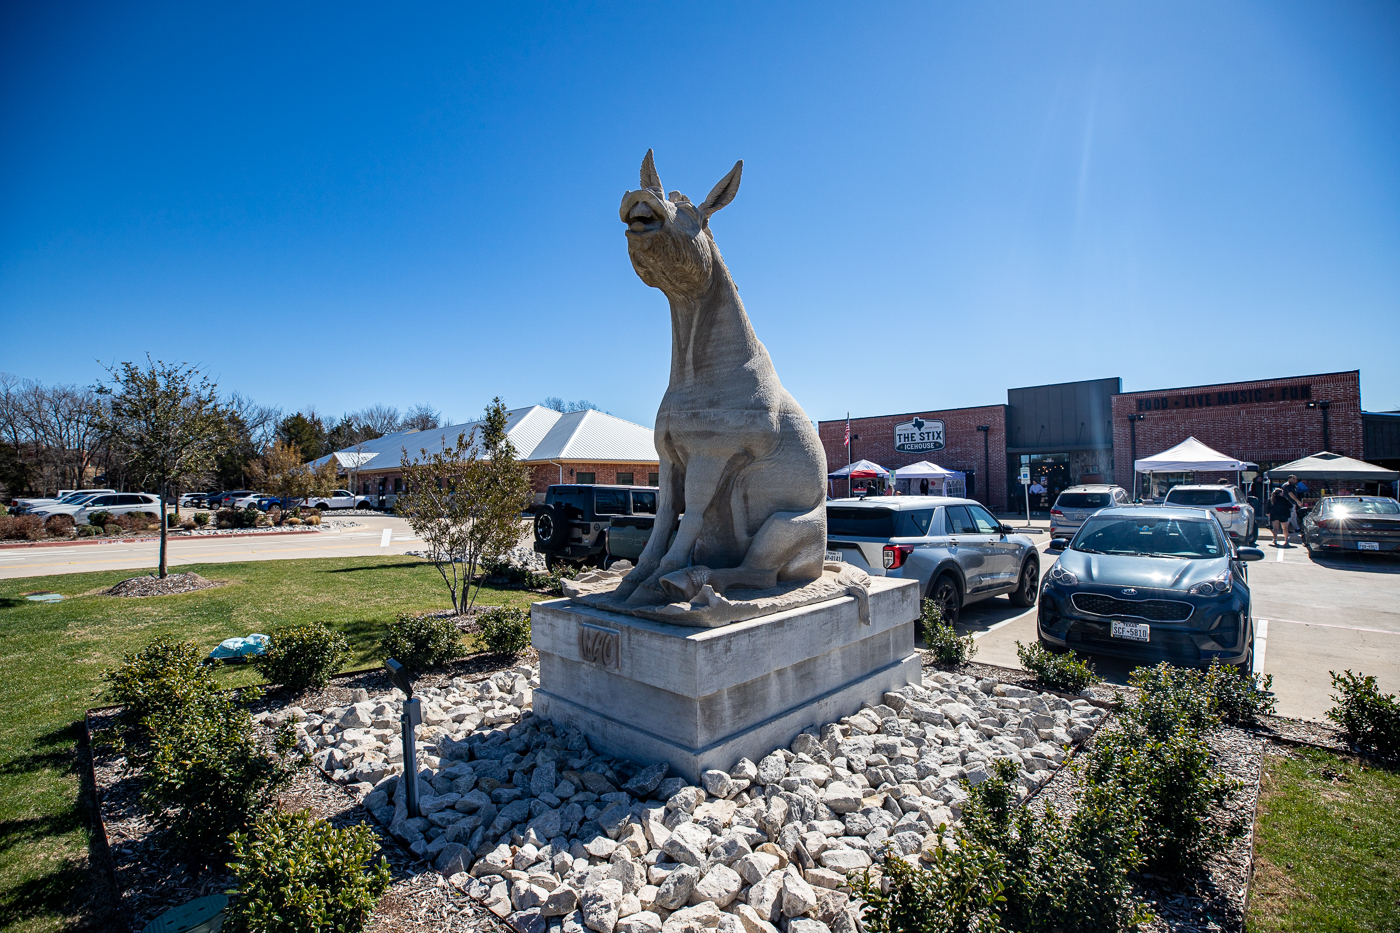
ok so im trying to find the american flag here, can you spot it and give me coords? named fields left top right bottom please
left=843, top=419, right=851, bottom=447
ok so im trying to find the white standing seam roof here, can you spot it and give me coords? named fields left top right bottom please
left=306, top=405, right=656, bottom=470
left=527, top=409, right=659, bottom=463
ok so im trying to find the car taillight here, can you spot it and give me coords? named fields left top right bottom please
left=883, top=544, right=914, bottom=569
left=1050, top=509, right=1064, bottom=517
left=1215, top=506, right=1241, bottom=513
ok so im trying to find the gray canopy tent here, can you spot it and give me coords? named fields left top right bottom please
left=1265, top=452, right=1399, bottom=491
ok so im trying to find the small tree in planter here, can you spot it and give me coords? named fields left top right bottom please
left=396, top=398, right=532, bottom=615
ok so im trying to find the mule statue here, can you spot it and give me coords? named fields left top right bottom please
left=612, top=151, right=828, bottom=608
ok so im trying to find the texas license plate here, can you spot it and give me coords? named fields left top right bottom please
left=824, top=550, right=844, bottom=562
left=1358, top=541, right=1380, bottom=551
left=1111, top=620, right=1150, bottom=642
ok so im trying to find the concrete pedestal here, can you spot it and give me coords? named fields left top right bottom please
left=530, top=577, right=921, bottom=782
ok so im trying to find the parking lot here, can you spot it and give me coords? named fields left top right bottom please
left=958, top=523, right=1400, bottom=721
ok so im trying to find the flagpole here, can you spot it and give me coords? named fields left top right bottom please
left=846, top=413, right=851, bottom=498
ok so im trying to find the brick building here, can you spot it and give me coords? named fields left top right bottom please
left=818, top=405, right=1008, bottom=510
left=1112, top=371, right=1362, bottom=496
left=820, top=369, right=1379, bottom=514
left=311, top=406, right=658, bottom=504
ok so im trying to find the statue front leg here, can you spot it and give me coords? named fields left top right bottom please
left=614, top=460, right=681, bottom=599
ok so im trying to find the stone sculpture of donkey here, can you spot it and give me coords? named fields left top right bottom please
left=613, top=151, right=828, bottom=608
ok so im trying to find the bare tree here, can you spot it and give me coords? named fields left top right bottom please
left=402, top=403, right=442, bottom=431
left=97, top=359, right=227, bottom=578
left=542, top=397, right=608, bottom=414
left=357, top=404, right=402, bottom=437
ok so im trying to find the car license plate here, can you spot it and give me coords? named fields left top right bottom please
left=1358, top=541, right=1380, bottom=551
left=824, top=550, right=844, bottom=562
left=1111, top=621, right=1150, bottom=642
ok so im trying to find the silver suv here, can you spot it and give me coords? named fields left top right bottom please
left=824, top=497, right=1040, bottom=625
left=1162, top=484, right=1257, bottom=543
left=1049, top=484, right=1130, bottom=537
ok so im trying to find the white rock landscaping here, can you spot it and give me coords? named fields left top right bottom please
left=286, top=666, right=1105, bottom=933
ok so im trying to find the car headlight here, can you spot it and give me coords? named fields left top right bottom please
left=1188, top=571, right=1232, bottom=597
left=1046, top=563, right=1078, bottom=586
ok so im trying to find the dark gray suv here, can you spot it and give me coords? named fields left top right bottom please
left=824, top=497, right=1041, bottom=624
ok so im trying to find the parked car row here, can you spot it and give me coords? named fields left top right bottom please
left=20, top=491, right=163, bottom=524
left=176, top=489, right=373, bottom=511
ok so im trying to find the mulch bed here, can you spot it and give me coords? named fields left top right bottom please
left=88, top=651, right=1290, bottom=933
left=105, top=573, right=224, bottom=598
left=88, top=651, right=527, bottom=933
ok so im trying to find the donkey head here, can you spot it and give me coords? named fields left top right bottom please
left=621, top=150, right=743, bottom=300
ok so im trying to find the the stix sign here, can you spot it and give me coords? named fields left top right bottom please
left=894, top=417, right=945, bottom=453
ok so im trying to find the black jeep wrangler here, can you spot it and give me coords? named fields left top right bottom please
left=532, top=484, right=658, bottom=569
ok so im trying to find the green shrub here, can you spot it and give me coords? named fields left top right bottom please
left=193, top=510, right=210, bottom=526
left=103, top=523, right=121, bottom=535
left=476, top=605, right=531, bottom=656
left=87, top=510, right=115, bottom=527
left=852, top=834, right=1005, bottom=933
left=1016, top=641, right=1095, bottom=693
left=76, top=524, right=100, bottom=537
left=921, top=598, right=976, bottom=666
left=226, top=809, right=392, bottom=933
left=1203, top=660, right=1275, bottom=727
left=1121, top=663, right=1219, bottom=738
left=44, top=513, right=75, bottom=536
left=142, top=690, right=299, bottom=866
left=1327, top=670, right=1400, bottom=760
left=380, top=613, right=460, bottom=669
left=959, top=759, right=1146, bottom=933
left=103, top=638, right=223, bottom=755
left=1083, top=722, right=1240, bottom=876
left=546, top=565, right=582, bottom=596
left=254, top=623, right=350, bottom=693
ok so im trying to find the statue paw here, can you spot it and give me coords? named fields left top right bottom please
left=658, top=566, right=713, bottom=602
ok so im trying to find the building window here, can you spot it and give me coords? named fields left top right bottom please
left=394, top=478, right=403, bottom=493
left=576, top=472, right=595, bottom=484
left=648, top=472, right=659, bottom=486
left=616, top=472, right=634, bottom=486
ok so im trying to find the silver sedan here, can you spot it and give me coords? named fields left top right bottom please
left=824, top=497, right=1041, bottom=624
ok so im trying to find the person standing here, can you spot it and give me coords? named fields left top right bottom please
left=919, top=477, right=929, bottom=496
left=1268, top=486, right=1294, bottom=547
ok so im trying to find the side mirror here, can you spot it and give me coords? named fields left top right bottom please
left=1048, top=537, right=1069, bottom=552
left=1237, top=546, right=1266, bottom=562
left=999, top=524, right=1013, bottom=535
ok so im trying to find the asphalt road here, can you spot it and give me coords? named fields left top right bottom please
left=0, top=514, right=424, bottom=579
left=956, top=521, right=1400, bottom=721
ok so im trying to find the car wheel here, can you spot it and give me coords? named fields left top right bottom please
left=1304, top=534, right=1316, bottom=557
left=1234, top=641, right=1256, bottom=677
left=1247, top=522, right=1258, bottom=545
left=928, top=573, right=962, bottom=626
left=534, top=505, right=570, bottom=550
left=1009, top=557, right=1039, bottom=608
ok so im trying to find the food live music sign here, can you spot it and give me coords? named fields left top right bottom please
left=894, top=417, right=945, bottom=453
left=1135, top=383, right=1312, bottom=412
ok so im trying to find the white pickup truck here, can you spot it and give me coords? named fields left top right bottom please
left=301, top=489, right=371, bottom=510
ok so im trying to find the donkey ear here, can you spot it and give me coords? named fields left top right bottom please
left=640, top=149, right=663, bottom=192
left=700, top=160, right=743, bottom=219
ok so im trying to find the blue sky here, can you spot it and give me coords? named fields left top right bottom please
left=2, top=2, right=1397, bottom=428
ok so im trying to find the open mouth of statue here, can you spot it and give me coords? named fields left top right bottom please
left=626, top=202, right=662, bottom=234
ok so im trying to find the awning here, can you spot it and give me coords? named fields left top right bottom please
left=1265, top=452, right=1399, bottom=483
left=1134, top=436, right=1257, bottom=473
left=828, top=459, right=889, bottom=479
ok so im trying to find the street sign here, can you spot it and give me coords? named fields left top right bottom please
left=1019, top=466, right=1030, bottom=485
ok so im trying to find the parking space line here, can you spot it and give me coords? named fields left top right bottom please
left=970, top=607, right=1037, bottom=640
left=1253, top=618, right=1268, bottom=676
left=1255, top=615, right=1400, bottom=637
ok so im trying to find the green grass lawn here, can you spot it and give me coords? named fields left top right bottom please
left=0, top=556, right=538, bottom=933
left=1248, top=746, right=1400, bottom=932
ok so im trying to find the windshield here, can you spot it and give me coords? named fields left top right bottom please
left=1073, top=515, right=1224, bottom=559
left=1165, top=489, right=1233, bottom=506
left=1328, top=498, right=1400, bottom=516
left=1055, top=493, right=1112, bottom=508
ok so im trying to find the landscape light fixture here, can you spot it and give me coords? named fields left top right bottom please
left=385, top=658, right=423, bottom=818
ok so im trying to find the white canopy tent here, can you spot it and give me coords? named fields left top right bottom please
left=1134, top=436, right=1257, bottom=473
left=828, top=459, right=888, bottom=497
left=1133, top=436, right=1257, bottom=500
left=889, top=461, right=967, bottom=498
left=1265, top=452, right=1399, bottom=484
